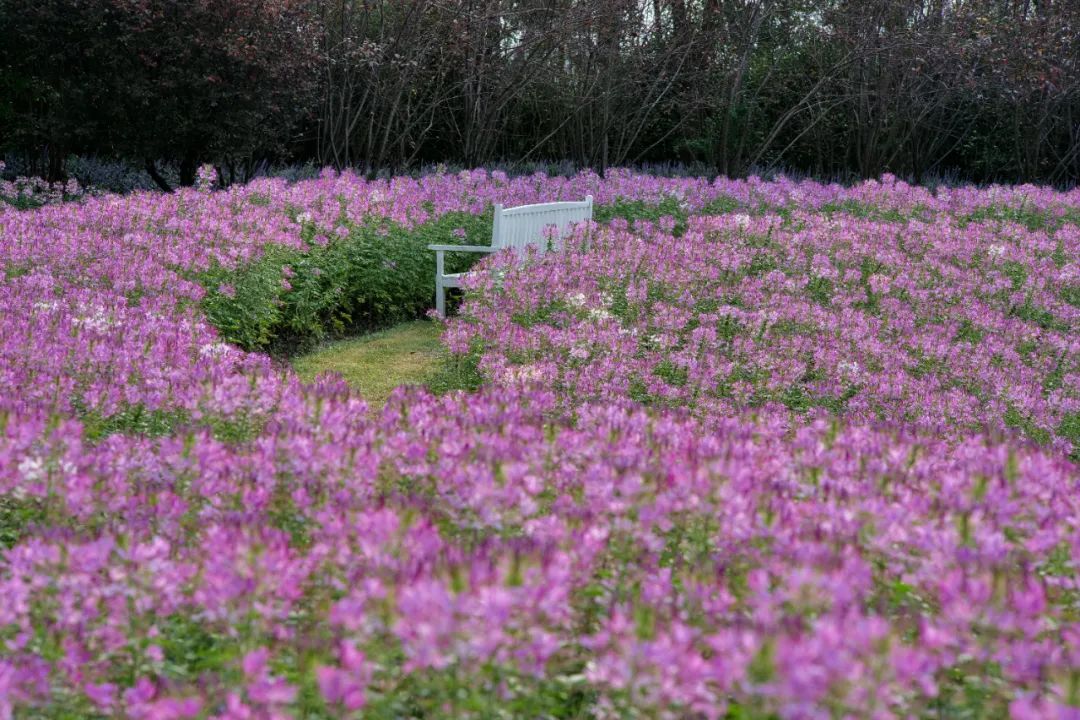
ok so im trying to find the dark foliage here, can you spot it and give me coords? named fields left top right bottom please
left=1, top=0, right=1077, bottom=186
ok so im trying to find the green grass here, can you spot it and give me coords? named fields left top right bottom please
left=292, top=321, right=445, bottom=408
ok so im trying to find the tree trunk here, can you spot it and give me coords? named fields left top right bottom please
left=145, top=159, right=174, bottom=193
left=47, top=144, right=65, bottom=183
left=179, top=156, right=197, bottom=187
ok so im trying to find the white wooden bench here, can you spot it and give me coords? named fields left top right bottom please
left=428, top=196, right=593, bottom=317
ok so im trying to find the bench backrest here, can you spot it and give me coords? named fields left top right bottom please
left=492, top=196, right=593, bottom=253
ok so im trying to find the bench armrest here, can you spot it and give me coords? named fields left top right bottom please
left=430, top=243, right=499, bottom=282
left=427, top=244, right=498, bottom=253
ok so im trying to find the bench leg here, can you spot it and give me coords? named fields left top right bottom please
left=434, top=248, right=447, bottom=318
left=435, top=279, right=446, bottom=318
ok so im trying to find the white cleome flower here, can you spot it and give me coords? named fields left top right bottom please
left=73, top=303, right=116, bottom=332
left=198, top=342, right=233, bottom=358
left=588, top=307, right=613, bottom=322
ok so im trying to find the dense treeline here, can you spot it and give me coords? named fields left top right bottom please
left=1, top=0, right=1077, bottom=187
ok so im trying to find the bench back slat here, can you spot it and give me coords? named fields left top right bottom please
left=492, top=196, right=592, bottom=253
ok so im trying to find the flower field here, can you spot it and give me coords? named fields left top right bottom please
left=1, top=170, right=1078, bottom=718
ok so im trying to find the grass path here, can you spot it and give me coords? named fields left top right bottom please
left=291, top=320, right=444, bottom=409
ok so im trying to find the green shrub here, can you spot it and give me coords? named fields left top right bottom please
left=200, top=211, right=491, bottom=354
left=1058, top=412, right=1080, bottom=462
left=593, top=196, right=690, bottom=236
left=200, top=199, right=709, bottom=356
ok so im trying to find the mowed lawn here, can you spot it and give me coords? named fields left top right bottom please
left=291, top=320, right=443, bottom=408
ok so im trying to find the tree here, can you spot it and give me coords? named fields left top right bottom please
left=2, top=0, right=1076, bottom=185
left=0, top=0, right=319, bottom=187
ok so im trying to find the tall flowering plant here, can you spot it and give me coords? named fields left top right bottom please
left=195, top=164, right=219, bottom=192
left=0, top=169, right=1077, bottom=717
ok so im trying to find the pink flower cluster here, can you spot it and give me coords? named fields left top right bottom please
left=0, top=162, right=88, bottom=208
left=450, top=208, right=1078, bottom=453
left=0, top=169, right=1078, bottom=718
